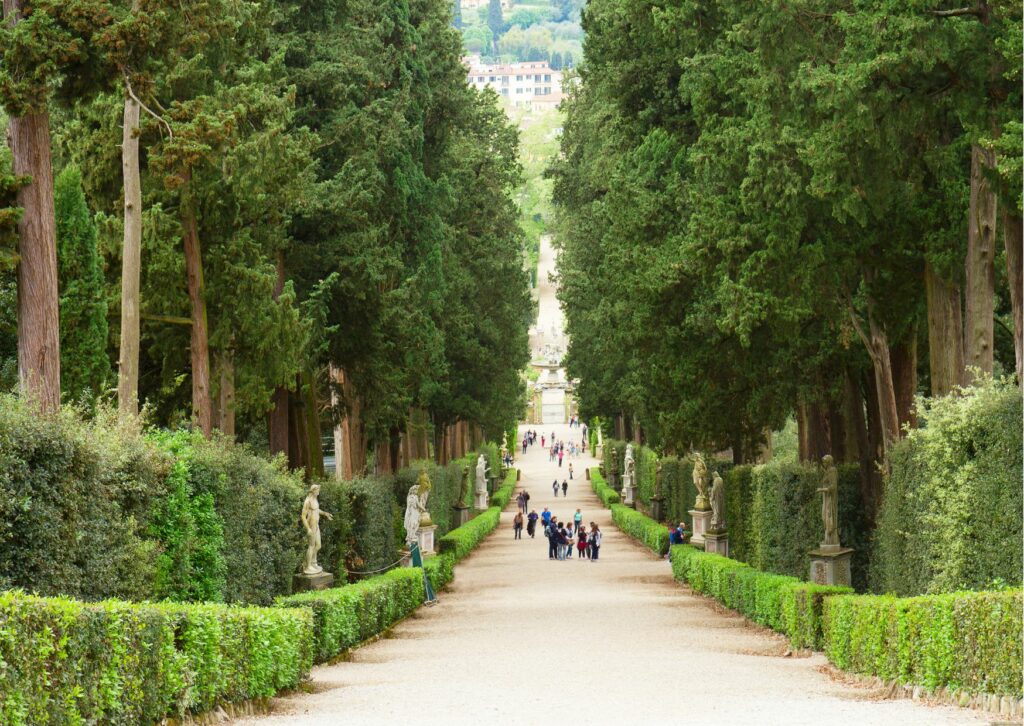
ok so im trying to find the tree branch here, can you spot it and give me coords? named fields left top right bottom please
left=125, top=76, right=173, bottom=140
left=142, top=313, right=191, bottom=326
left=928, top=6, right=983, bottom=17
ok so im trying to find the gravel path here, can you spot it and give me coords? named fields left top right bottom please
left=232, top=427, right=987, bottom=726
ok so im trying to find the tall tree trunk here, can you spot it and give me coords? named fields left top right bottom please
left=845, top=371, right=880, bottom=526
left=303, top=371, right=323, bottom=479
left=866, top=308, right=901, bottom=456
left=181, top=190, right=211, bottom=437
left=287, top=376, right=307, bottom=473
left=7, top=107, right=60, bottom=412
left=268, top=251, right=289, bottom=456
left=217, top=350, right=235, bottom=437
left=797, top=401, right=830, bottom=462
left=118, top=90, right=142, bottom=417
left=826, top=399, right=848, bottom=463
left=1003, top=209, right=1023, bottom=382
left=964, top=142, right=998, bottom=380
left=330, top=364, right=345, bottom=479
left=891, top=334, right=918, bottom=430
left=925, top=261, right=965, bottom=395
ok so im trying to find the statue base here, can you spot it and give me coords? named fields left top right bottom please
left=650, top=496, right=664, bottom=522
left=453, top=504, right=470, bottom=527
left=689, top=509, right=712, bottom=548
left=292, top=571, right=334, bottom=592
left=475, top=491, right=490, bottom=510
left=809, top=547, right=854, bottom=587
left=585, top=468, right=591, bottom=481
left=417, top=525, right=437, bottom=556
left=622, top=485, right=636, bottom=508
left=400, top=549, right=413, bottom=567
left=704, top=531, right=729, bottom=558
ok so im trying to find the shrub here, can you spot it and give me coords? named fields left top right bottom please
left=871, top=378, right=1022, bottom=595
left=438, top=507, right=501, bottom=561
left=490, top=468, right=517, bottom=509
left=423, top=554, right=455, bottom=592
left=590, top=468, right=620, bottom=505
left=277, top=568, right=424, bottom=663
left=823, top=589, right=1023, bottom=696
left=347, top=476, right=399, bottom=574
left=610, top=505, right=668, bottom=555
left=0, top=590, right=313, bottom=725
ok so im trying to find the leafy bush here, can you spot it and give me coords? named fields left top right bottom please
left=423, top=554, right=455, bottom=592
left=0, top=589, right=313, bottom=725
left=347, top=476, right=399, bottom=574
left=670, top=545, right=851, bottom=649
left=823, top=589, right=1023, bottom=696
left=489, top=468, right=517, bottom=509
left=438, top=507, right=501, bottom=561
left=872, top=378, right=1022, bottom=595
left=610, top=505, right=668, bottom=555
left=277, top=568, right=424, bottom=664
left=590, top=467, right=620, bottom=505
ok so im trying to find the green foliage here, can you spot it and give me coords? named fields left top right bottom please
left=589, top=467, right=619, bottom=506
left=347, top=476, right=398, bottom=575
left=277, top=568, right=424, bottom=664
left=0, top=589, right=313, bottom=724
left=670, top=545, right=851, bottom=650
left=610, top=504, right=667, bottom=555
left=823, top=590, right=1023, bottom=697
left=54, top=165, right=108, bottom=405
left=438, top=507, right=501, bottom=561
left=872, top=379, right=1023, bottom=595
left=423, top=553, right=455, bottom=592
left=489, top=467, right=517, bottom=509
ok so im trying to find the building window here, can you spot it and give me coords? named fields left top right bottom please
left=516, top=75, right=522, bottom=81
left=544, top=74, right=551, bottom=82
left=534, top=74, right=542, bottom=82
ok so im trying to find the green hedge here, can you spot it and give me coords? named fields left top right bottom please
left=423, top=554, right=455, bottom=592
left=670, top=545, right=852, bottom=649
left=610, top=504, right=668, bottom=555
left=438, top=507, right=501, bottom=561
left=489, top=468, right=517, bottom=509
left=871, top=378, right=1022, bottom=595
left=277, top=568, right=424, bottom=664
left=590, top=468, right=620, bottom=505
left=823, top=589, right=1023, bottom=696
left=0, top=590, right=313, bottom=725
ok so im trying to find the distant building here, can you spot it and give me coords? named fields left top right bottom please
left=461, top=0, right=511, bottom=8
left=463, top=55, right=564, bottom=109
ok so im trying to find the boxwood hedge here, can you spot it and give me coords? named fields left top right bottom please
left=610, top=505, right=668, bottom=556
left=0, top=590, right=313, bottom=725
left=590, top=468, right=620, bottom=506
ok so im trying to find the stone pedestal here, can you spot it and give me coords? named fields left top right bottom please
left=417, top=524, right=437, bottom=556
left=475, top=491, right=490, bottom=510
left=585, top=468, right=591, bottom=481
left=622, top=484, right=636, bottom=508
left=650, top=496, right=664, bottom=523
left=704, top=531, right=729, bottom=557
left=452, top=504, right=470, bottom=527
left=400, top=548, right=413, bottom=567
left=689, top=509, right=712, bottom=548
left=292, top=570, right=334, bottom=592
left=809, top=546, right=854, bottom=587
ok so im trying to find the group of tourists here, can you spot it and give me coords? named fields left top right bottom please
left=521, top=429, right=541, bottom=453
left=537, top=507, right=602, bottom=561
left=547, top=439, right=583, bottom=466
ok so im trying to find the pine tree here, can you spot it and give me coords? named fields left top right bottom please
left=551, top=52, right=562, bottom=70
left=54, top=165, right=109, bottom=403
left=487, top=0, right=503, bottom=54
left=453, top=0, right=462, bottom=29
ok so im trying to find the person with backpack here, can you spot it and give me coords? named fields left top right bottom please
left=561, top=479, right=568, bottom=497
left=589, top=523, right=603, bottom=561
left=523, top=490, right=531, bottom=511
left=556, top=523, right=569, bottom=560
left=577, top=527, right=589, bottom=560
left=516, top=491, right=526, bottom=514
left=541, top=507, right=552, bottom=527
left=546, top=517, right=558, bottom=559
left=552, top=479, right=559, bottom=497
left=513, top=512, right=524, bottom=540
left=527, top=509, right=539, bottom=538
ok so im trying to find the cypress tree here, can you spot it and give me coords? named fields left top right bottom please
left=54, top=165, right=109, bottom=404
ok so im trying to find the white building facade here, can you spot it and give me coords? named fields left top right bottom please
left=463, top=55, right=564, bottom=108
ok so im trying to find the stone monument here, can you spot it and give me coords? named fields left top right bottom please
left=621, top=443, right=637, bottom=507
left=704, top=470, right=729, bottom=557
left=609, top=446, right=620, bottom=491
left=294, top=483, right=335, bottom=591
left=474, top=453, right=491, bottom=509
left=595, top=427, right=604, bottom=458
left=688, top=453, right=712, bottom=548
left=650, top=461, right=665, bottom=522
left=404, top=469, right=437, bottom=558
left=452, top=464, right=471, bottom=527
left=809, top=455, right=853, bottom=586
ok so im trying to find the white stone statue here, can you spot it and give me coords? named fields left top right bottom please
left=710, top=470, right=726, bottom=531
left=404, top=470, right=433, bottom=545
left=301, top=483, right=333, bottom=575
left=623, top=443, right=636, bottom=488
left=817, top=455, right=839, bottom=548
left=692, top=453, right=710, bottom=510
left=475, top=453, right=490, bottom=494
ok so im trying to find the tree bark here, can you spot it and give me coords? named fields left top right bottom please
left=964, top=142, right=998, bottom=380
left=891, top=334, right=918, bottom=429
left=1003, top=209, right=1023, bottom=382
left=181, top=188, right=211, bottom=437
left=268, top=251, right=289, bottom=456
left=303, top=371, right=323, bottom=479
left=330, top=364, right=346, bottom=479
left=117, top=90, right=142, bottom=417
left=216, top=350, right=235, bottom=437
left=797, top=401, right=830, bottom=462
left=845, top=371, right=880, bottom=526
left=866, top=308, right=901, bottom=455
left=924, top=261, right=965, bottom=395
left=7, top=106, right=61, bottom=412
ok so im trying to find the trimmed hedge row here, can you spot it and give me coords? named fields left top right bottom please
left=823, top=589, right=1023, bottom=697
left=0, top=590, right=313, bottom=725
left=489, top=468, right=517, bottom=509
left=669, top=545, right=852, bottom=649
left=276, top=568, right=424, bottom=664
left=611, top=504, right=668, bottom=556
left=438, top=508, right=501, bottom=561
left=590, top=468, right=620, bottom=506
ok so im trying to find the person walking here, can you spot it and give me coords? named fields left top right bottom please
left=568, top=463, right=574, bottom=480
left=522, top=437, right=528, bottom=454
left=541, top=435, right=545, bottom=448
left=556, top=523, right=569, bottom=560
left=573, top=508, right=583, bottom=534
left=577, top=527, right=588, bottom=560
left=564, top=522, right=574, bottom=558
left=546, top=517, right=558, bottom=559
left=527, top=509, right=539, bottom=538
left=523, top=489, right=531, bottom=512
left=552, top=479, right=559, bottom=497
left=541, top=507, right=551, bottom=527
left=558, top=450, right=563, bottom=468
left=590, top=523, right=602, bottom=561
left=516, top=491, right=526, bottom=514
left=561, top=479, right=568, bottom=497
left=513, top=512, right=524, bottom=540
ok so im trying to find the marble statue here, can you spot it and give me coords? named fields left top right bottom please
left=709, top=470, right=725, bottom=531
left=475, top=454, right=490, bottom=494
left=817, top=455, right=839, bottom=547
left=654, top=461, right=664, bottom=499
left=692, top=453, right=710, bottom=510
left=301, top=483, right=333, bottom=575
left=500, top=433, right=509, bottom=464
left=404, top=470, right=433, bottom=545
left=623, top=443, right=636, bottom=481
left=458, top=465, right=470, bottom=504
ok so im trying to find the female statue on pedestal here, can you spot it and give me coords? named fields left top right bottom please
left=817, top=455, right=839, bottom=548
